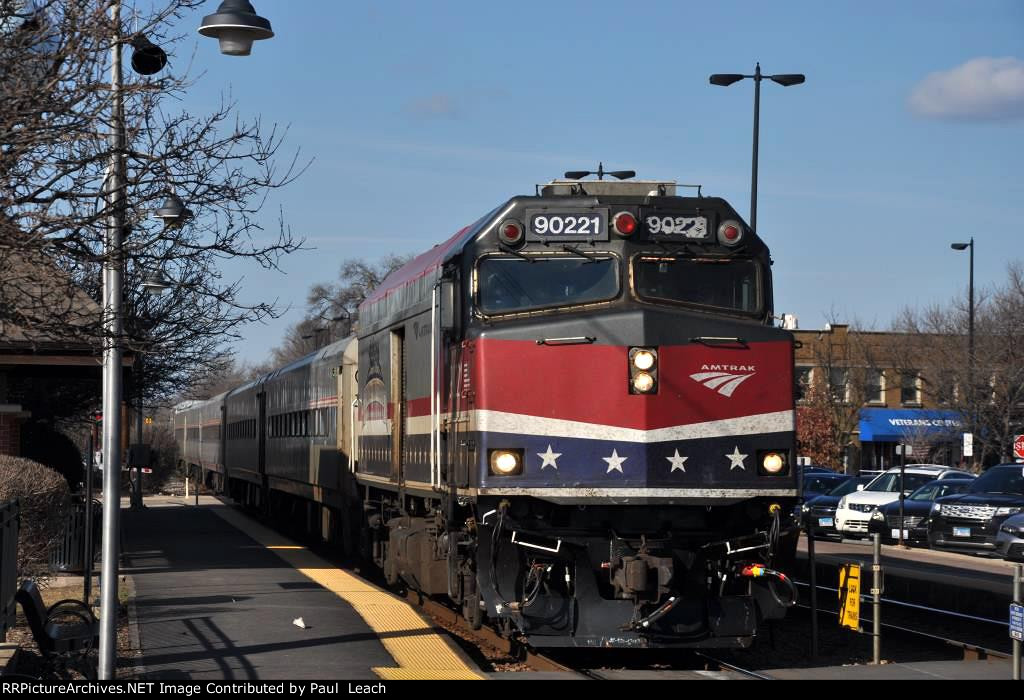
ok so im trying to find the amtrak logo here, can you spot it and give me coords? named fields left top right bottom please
left=690, top=365, right=756, bottom=397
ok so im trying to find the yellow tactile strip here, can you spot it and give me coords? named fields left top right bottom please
left=209, top=505, right=485, bottom=680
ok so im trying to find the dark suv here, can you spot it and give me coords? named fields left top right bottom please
left=868, top=478, right=974, bottom=544
left=928, top=464, right=1024, bottom=554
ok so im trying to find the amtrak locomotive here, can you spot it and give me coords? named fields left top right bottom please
left=175, top=173, right=799, bottom=649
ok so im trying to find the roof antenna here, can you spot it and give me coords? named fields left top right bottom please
left=563, top=163, right=637, bottom=181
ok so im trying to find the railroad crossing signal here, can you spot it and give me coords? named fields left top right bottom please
left=838, top=563, right=861, bottom=631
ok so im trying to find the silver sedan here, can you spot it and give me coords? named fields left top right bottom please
left=996, top=512, right=1024, bottom=562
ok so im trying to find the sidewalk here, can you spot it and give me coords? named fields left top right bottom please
left=121, top=496, right=482, bottom=680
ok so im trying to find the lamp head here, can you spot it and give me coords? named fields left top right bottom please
left=770, top=73, right=805, bottom=87
left=198, top=0, right=274, bottom=56
left=130, top=33, right=167, bottom=75
left=951, top=242, right=969, bottom=251
left=141, top=271, right=172, bottom=296
left=709, top=73, right=745, bottom=87
left=154, top=192, right=192, bottom=228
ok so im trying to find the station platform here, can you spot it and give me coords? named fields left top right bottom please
left=121, top=496, right=484, bottom=681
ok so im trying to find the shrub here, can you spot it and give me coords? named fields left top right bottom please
left=0, top=455, right=71, bottom=582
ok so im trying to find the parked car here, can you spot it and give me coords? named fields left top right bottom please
left=801, top=472, right=852, bottom=500
left=836, top=465, right=972, bottom=538
left=868, top=477, right=975, bottom=544
left=929, top=464, right=1024, bottom=555
left=996, top=512, right=1024, bottom=562
left=801, top=476, right=874, bottom=539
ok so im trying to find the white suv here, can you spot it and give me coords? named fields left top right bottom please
left=836, top=465, right=972, bottom=537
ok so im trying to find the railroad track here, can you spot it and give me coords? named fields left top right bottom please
left=694, top=652, right=775, bottom=680
left=401, top=589, right=576, bottom=674
left=792, top=579, right=1012, bottom=659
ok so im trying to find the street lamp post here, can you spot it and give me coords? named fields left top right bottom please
left=951, top=238, right=975, bottom=464
left=709, top=64, right=805, bottom=232
left=98, top=1, right=127, bottom=679
left=97, top=0, right=273, bottom=680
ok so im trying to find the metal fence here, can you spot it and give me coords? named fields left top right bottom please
left=49, top=497, right=101, bottom=574
left=0, top=499, right=18, bottom=641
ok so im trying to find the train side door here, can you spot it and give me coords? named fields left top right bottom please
left=220, top=403, right=227, bottom=491
left=258, top=390, right=268, bottom=506
left=390, top=328, right=406, bottom=483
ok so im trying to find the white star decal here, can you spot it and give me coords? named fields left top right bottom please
left=603, top=449, right=627, bottom=474
left=537, top=445, right=562, bottom=470
left=666, top=449, right=688, bottom=473
left=726, top=446, right=748, bottom=471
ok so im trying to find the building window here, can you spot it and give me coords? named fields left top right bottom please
left=829, top=368, right=849, bottom=403
left=901, top=372, right=921, bottom=405
left=930, top=369, right=956, bottom=406
left=796, top=366, right=814, bottom=402
left=865, top=369, right=885, bottom=404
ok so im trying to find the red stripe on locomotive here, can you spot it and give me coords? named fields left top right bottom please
left=472, top=337, right=792, bottom=429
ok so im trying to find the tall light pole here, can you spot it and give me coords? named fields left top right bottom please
left=98, top=0, right=273, bottom=680
left=98, top=1, right=128, bottom=679
left=709, top=64, right=805, bottom=232
left=951, top=238, right=975, bottom=463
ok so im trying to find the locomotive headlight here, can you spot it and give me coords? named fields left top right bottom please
left=632, top=350, right=656, bottom=371
left=628, top=346, right=658, bottom=394
left=632, top=372, right=655, bottom=393
left=489, top=449, right=523, bottom=476
left=759, top=451, right=787, bottom=475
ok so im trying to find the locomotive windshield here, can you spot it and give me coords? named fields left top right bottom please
left=633, top=256, right=761, bottom=314
left=478, top=255, right=619, bottom=314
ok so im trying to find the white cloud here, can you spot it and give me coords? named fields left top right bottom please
left=908, top=57, right=1024, bottom=121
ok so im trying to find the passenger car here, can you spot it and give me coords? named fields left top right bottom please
left=929, top=464, right=1024, bottom=554
left=836, top=465, right=971, bottom=538
left=996, top=512, right=1024, bottom=562
left=868, top=477, right=974, bottom=544
left=801, top=476, right=873, bottom=539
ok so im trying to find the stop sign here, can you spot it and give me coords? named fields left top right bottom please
left=1015, top=435, right=1024, bottom=460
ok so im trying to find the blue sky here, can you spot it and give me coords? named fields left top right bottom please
left=174, top=1, right=1024, bottom=364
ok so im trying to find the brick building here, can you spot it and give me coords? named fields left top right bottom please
left=793, top=324, right=965, bottom=472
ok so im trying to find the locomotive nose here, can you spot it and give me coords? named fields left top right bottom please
left=471, top=310, right=795, bottom=491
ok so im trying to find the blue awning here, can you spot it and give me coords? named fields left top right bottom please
left=859, top=408, right=965, bottom=442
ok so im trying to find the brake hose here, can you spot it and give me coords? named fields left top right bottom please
left=739, top=564, right=798, bottom=608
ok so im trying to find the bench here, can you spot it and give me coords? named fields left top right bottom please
left=14, top=580, right=98, bottom=679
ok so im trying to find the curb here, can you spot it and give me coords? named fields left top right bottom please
left=120, top=574, right=147, bottom=679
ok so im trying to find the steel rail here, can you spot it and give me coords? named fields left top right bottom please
left=792, top=580, right=1011, bottom=659
left=694, top=652, right=775, bottom=680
